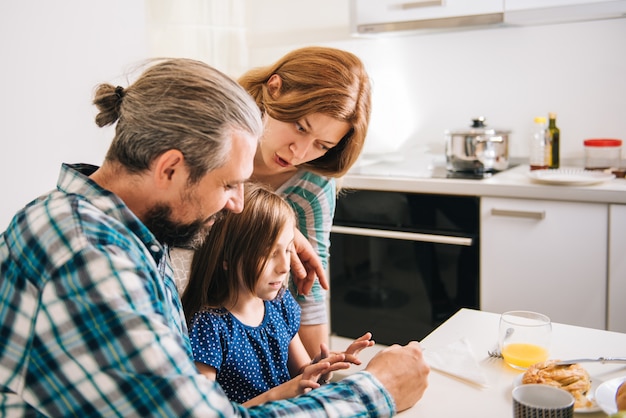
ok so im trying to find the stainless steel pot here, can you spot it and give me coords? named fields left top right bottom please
left=445, top=117, right=511, bottom=173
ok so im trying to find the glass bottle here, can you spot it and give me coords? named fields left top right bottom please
left=547, top=112, right=560, bottom=169
left=529, top=116, right=549, bottom=171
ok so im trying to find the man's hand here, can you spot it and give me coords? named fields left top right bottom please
left=365, top=341, right=430, bottom=412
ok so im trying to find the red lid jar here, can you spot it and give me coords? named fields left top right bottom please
left=583, top=138, right=622, bottom=171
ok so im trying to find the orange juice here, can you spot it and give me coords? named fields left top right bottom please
left=501, top=343, right=549, bottom=369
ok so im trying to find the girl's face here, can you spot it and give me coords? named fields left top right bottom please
left=254, top=219, right=295, bottom=301
left=256, top=112, right=350, bottom=175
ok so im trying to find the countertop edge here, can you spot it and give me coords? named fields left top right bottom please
left=340, top=165, right=626, bottom=204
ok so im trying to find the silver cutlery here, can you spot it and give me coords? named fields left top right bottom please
left=487, top=349, right=502, bottom=359
left=485, top=351, right=626, bottom=365
left=554, top=357, right=626, bottom=366
left=487, top=328, right=514, bottom=359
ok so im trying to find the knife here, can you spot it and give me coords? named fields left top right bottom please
left=554, top=357, right=626, bottom=366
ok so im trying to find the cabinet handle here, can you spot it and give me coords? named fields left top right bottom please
left=491, top=208, right=545, bottom=220
left=398, top=0, right=443, bottom=9
left=331, top=225, right=473, bottom=246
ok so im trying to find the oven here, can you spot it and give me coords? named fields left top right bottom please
left=329, top=190, right=480, bottom=346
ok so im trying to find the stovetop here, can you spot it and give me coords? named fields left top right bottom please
left=431, top=165, right=496, bottom=180
left=349, top=155, right=524, bottom=180
left=430, top=164, right=521, bottom=180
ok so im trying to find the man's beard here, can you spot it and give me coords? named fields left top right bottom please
left=142, top=204, right=224, bottom=249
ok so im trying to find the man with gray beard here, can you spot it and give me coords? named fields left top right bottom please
left=0, top=58, right=429, bottom=417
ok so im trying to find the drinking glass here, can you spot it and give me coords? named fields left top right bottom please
left=499, top=310, right=551, bottom=370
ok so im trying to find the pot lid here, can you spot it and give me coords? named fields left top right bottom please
left=447, top=117, right=511, bottom=135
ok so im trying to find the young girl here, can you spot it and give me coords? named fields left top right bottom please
left=181, top=183, right=373, bottom=406
left=241, top=46, right=372, bottom=357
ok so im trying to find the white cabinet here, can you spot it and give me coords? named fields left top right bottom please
left=481, top=197, right=607, bottom=329
left=350, top=0, right=503, bottom=34
left=608, top=204, right=626, bottom=332
left=504, top=0, right=626, bottom=25
left=350, top=0, right=626, bottom=35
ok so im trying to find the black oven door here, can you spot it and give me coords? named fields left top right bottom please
left=330, top=190, right=479, bottom=346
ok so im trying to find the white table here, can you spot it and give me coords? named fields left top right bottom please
left=330, top=308, right=626, bottom=417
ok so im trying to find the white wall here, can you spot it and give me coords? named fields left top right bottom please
left=244, top=2, right=626, bottom=161
left=2, top=1, right=625, bottom=228
left=145, top=0, right=248, bottom=77
left=0, top=1, right=147, bottom=229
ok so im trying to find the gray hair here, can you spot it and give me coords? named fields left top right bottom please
left=93, top=58, right=262, bottom=183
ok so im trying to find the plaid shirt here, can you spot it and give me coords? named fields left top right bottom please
left=0, top=163, right=394, bottom=417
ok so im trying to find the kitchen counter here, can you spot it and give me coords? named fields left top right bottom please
left=342, top=162, right=626, bottom=204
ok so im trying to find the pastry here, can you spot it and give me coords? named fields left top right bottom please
left=522, top=360, right=592, bottom=409
left=617, top=381, right=626, bottom=411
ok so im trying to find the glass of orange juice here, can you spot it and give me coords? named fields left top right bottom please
left=499, top=311, right=551, bottom=370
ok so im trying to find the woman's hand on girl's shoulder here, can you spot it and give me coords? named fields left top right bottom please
left=290, top=228, right=328, bottom=294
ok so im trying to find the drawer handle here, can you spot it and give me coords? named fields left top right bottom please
left=331, top=225, right=473, bottom=246
left=398, top=0, right=443, bottom=9
left=491, top=208, right=545, bottom=220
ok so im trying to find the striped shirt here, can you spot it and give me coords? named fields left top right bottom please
left=0, top=163, right=394, bottom=417
left=277, top=170, right=335, bottom=326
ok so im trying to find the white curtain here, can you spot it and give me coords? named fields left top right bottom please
left=145, top=0, right=248, bottom=78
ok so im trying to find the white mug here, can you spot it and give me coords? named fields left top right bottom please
left=512, top=384, right=574, bottom=418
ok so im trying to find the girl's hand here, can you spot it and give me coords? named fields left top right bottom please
left=310, top=342, right=332, bottom=384
left=310, top=342, right=331, bottom=365
left=309, top=333, right=374, bottom=383
left=300, top=353, right=350, bottom=390
left=343, top=332, right=375, bottom=365
left=242, top=355, right=348, bottom=407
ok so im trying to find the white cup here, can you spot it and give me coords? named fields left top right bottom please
left=512, top=384, right=574, bottom=418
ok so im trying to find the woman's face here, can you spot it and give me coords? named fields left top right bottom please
left=256, top=112, right=350, bottom=175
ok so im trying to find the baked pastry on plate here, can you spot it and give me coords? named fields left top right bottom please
left=522, top=360, right=592, bottom=409
left=617, top=381, right=626, bottom=411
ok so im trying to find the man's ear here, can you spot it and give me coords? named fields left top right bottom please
left=152, top=149, right=187, bottom=190
left=267, top=74, right=283, bottom=99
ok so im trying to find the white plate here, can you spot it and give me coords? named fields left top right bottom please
left=595, top=376, right=626, bottom=415
left=513, top=374, right=601, bottom=413
left=528, top=168, right=615, bottom=186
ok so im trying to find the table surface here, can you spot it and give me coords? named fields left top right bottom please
left=330, top=308, right=626, bottom=417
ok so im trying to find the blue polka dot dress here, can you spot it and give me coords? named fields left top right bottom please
left=188, top=290, right=301, bottom=403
